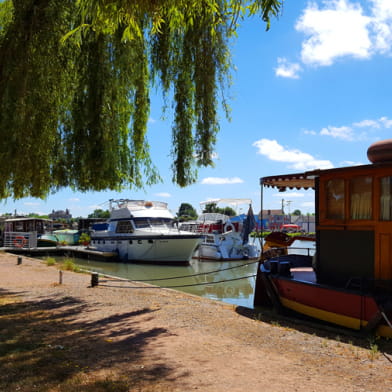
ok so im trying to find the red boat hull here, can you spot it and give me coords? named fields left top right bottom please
left=256, top=272, right=392, bottom=337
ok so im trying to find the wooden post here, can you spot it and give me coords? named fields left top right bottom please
left=59, top=270, right=63, bottom=285
left=17, top=256, right=22, bottom=265
left=91, top=272, right=99, bottom=287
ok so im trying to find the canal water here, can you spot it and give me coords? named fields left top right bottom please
left=45, top=240, right=314, bottom=309
left=56, top=256, right=259, bottom=308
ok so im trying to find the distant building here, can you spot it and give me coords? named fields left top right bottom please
left=259, top=209, right=287, bottom=231
left=258, top=209, right=315, bottom=232
left=48, top=208, right=72, bottom=221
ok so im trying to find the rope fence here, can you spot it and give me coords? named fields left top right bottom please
left=81, top=260, right=260, bottom=289
left=97, top=273, right=257, bottom=289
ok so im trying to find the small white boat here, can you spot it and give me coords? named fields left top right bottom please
left=180, top=199, right=260, bottom=261
left=90, top=199, right=202, bottom=264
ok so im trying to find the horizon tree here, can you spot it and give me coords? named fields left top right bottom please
left=177, top=202, right=198, bottom=221
left=202, top=203, right=236, bottom=216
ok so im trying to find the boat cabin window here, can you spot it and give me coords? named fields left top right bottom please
left=326, top=178, right=345, bottom=219
left=149, top=218, right=173, bottom=227
left=133, top=218, right=150, bottom=228
left=380, top=176, right=392, bottom=220
left=116, top=220, right=134, bottom=233
left=350, top=176, right=372, bottom=220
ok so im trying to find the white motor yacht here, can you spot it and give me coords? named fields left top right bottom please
left=90, top=199, right=202, bottom=264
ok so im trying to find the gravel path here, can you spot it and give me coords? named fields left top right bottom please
left=0, top=252, right=391, bottom=391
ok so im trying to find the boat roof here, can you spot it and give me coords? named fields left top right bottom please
left=109, top=199, right=174, bottom=220
left=196, top=212, right=230, bottom=223
left=260, top=163, right=382, bottom=192
left=261, top=171, right=319, bottom=191
left=110, top=199, right=168, bottom=210
left=4, top=217, right=52, bottom=222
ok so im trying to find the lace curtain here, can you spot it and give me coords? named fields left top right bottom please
left=380, top=176, right=392, bottom=221
left=350, top=176, right=372, bottom=220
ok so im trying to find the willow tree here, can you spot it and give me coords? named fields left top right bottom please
left=0, top=0, right=282, bottom=199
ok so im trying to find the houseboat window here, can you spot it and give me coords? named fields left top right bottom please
left=326, top=179, right=345, bottom=219
left=380, top=176, right=392, bottom=220
left=116, top=220, right=134, bottom=233
left=350, top=176, right=372, bottom=220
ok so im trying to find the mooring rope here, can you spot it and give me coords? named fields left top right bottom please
left=97, top=273, right=257, bottom=289
left=80, top=259, right=259, bottom=283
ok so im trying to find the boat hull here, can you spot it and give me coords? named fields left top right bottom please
left=254, top=264, right=392, bottom=337
left=91, top=234, right=201, bottom=264
left=193, top=244, right=259, bottom=262
left=191, top=233, right=260, bottom=262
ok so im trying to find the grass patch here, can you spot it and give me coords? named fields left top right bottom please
left=44, top=256, right=57, bottom=266
left=61, top=258, right=80, bottom=273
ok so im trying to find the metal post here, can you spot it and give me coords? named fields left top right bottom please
left=17, top=256, right=22, bottom=265
left=59, top=270, right=63, bottom=284
left=91, top=272, right=99, bottom=287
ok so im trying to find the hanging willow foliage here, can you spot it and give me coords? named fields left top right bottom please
left=0, top=0, right=282, bottom=199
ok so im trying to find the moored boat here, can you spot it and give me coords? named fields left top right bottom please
left=53, top=229, right=80, bottom=245
left=2, top=217, right=56, bottom=248
left=90, top=199, right=202, bottom=264
left=180, top=198, right=260, bottom=261
left=254, top=141, right=392, bottom=337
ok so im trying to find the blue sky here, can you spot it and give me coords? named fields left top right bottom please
left=3, top=0, right=392, bottom=217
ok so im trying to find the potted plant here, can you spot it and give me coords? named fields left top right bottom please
left=78, top=232, right=91, bottom=246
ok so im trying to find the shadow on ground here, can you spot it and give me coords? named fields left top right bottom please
left=235, top=305, right=392, bottom=357
left=0, top=288, right=181, bottom=392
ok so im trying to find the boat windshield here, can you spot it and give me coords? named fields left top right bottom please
left=133, top=217, right=173, bottom=228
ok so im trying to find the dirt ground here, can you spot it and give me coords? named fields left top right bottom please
left=0, top=252, right=391, bottom=392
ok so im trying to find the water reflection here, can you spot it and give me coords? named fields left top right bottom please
left=47, top=240, right=314, bottom=309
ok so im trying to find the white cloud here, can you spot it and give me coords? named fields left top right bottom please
left=353, top=116, right=392, bottom=128
left=275, top=1, right=392, bottom=73
left=303, top=129, right=317, bottom=135
left=319, top=116, right=392, bottom=141
left=201, top=177, right=244, bottom=185
left=320, top=125, right=355, bottom=141
left=275, top=57, right=302, bottom=78
left=371, top=0, right=392, bottom=53
left=379, top=116, right=392, bottom=128
left=340, top=160, right=364, bottom=166
left=296, top=0, right=371, bottom=66
left=253, top=138, right=333, bottom=170
left=23, top=202, right=40, bottom=206
left=155, top=192, right=171, bottom=198
left=68, top=197, right=80, bottom=202
left=353, top=119, right=381, bottom=128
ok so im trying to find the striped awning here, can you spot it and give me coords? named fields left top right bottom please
left=260, top=171, right=319, bottom=191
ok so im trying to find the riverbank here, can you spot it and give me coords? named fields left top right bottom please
left=0, top=252, right=391, bottom=392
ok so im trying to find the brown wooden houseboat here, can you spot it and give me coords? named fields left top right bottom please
left=254, top=140, right=392, bottom=337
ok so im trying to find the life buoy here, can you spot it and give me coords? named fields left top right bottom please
left=223, top=222, right=235, bottom=233
left=14, top=236, right=27, bottom=248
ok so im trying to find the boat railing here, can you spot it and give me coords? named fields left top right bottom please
left=4, top=231, right=38, bottom=248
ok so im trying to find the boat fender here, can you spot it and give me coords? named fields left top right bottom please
left=223, top=222, right=235, bottom=233
left=14, top=236, right=27, bottom=248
